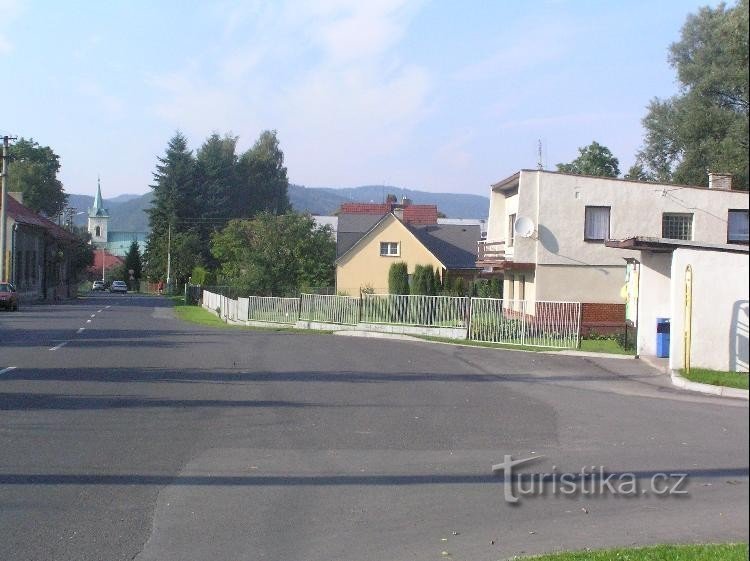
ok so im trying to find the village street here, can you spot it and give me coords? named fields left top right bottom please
left=0, top=295, right=747, bottom=561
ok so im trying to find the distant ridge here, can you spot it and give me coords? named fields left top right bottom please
left=65, top=185, right=489, bottom=232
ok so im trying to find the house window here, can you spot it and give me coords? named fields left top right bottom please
left=662, top=213, right=693, bottom=240
left=508, top=214, right=516, bottom=247
left=95, top=226, right=101, bottom=237
left=727, top=209, right=749, bottom=244
left=584, top=206, right=610, bottom=241
left=379, top=242, right=400, bottom=256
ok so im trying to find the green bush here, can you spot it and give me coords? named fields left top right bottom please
left=388, top=262, right=410, bottom=295
left=411, top=265, right=436, bottom=295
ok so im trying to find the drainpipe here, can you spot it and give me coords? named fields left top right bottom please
left=11, top=223, right=17, bottom=285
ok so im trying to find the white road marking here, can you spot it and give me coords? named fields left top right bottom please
left=0, top=367, right=17, bottom=375
left=86, top=319, right=92, bottom=323
left=106, top=305, right=111, bottom=309
left=49, top=341, right=69, bottom=351
left=97, top=309, right=103, bottom=313
left=77, top=328, right=85, bottom=334
left=90, top=314, right=96, bottom=318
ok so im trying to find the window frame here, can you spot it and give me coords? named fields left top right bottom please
left=508, top=213, right=516, bottom=247
left=583, top=206, right=611, bottom=242
left=727, top=209, right=749, bottom=245
left=379, top=241, right=400, bottom=257
left=662, top=213, right=693, bottom=241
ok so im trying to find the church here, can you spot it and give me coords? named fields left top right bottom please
left=87, top=179, right=148, bottom=281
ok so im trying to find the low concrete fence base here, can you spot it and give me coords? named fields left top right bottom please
left=358, top=322, right=465, bottom=339
left=294, top=320, right=353, bottom=332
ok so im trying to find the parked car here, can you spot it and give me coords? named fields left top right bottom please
left=109, top=280, right=128, bottom=294
left=92, top=280, right=106, bottom=291
left=0, top=282, right=19, bottom=311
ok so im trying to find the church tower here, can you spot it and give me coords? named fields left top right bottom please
left=88, top=177, right=109, bottom=246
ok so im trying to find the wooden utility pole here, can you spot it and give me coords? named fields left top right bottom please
left=0, top=135, right=15, bottom=282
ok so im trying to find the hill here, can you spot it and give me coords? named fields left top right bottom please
left=65, top=185, right=489, bottom=232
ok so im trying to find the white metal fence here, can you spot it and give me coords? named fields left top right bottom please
left=246, top=295, right=299, bottom=324
left=200, top=289, right=581, bottom=348
left=299, top=293, right=359, bottom=325
left=469, top=298, right=581, bottom=349
left=362, top=293, right=469, bottom=328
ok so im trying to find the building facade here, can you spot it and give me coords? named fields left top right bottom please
left=478, top=170, right=749, bottom=333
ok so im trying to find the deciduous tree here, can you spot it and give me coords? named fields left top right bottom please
left=8, top=138, right=67, bottom=216
left=557, top=141, right=620, bottom=178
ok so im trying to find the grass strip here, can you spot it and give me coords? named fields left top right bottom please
left=680, top=368, right=749, bottom=390
left=519, top=543, right=747, bottom=560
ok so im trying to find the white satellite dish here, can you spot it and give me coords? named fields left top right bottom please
left=513, top=216, right=536, bottom=238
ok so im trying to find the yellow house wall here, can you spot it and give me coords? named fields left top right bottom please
left=336, top=217, right=444, bottom=294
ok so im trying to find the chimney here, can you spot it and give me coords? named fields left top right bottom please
left=393, top=208, right=404, bottom=221
left=708, top=172, right=733, bottom=191
left=401, top=197, right=412, bottom=207
left=9, top=192, right=23, bottom=204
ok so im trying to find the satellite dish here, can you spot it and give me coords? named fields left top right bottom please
left=514, top=216, right=536, bottom=238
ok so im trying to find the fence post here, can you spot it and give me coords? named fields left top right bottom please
left=297, top=294, right=303, bottom=321
left=521, top=300, right=526, bottom=346
left=465, top=297, right=473, bottom=340
left=358, top=289, right=363, bottom=324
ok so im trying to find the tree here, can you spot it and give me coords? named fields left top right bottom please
left=144, top=132, right=197, bottom=280
left=636, top=0, right=748, bottom=189
left=235, top=130, right=291, bottom=217
left=388, top=262, right=410, bottom=295
left=557, top=141, right=620, bottom=178
left=68, top=228, right=95, bottom=282
left=8, top=138, right=67, bottom=216
left=211, top=213, right=334, bottom=296
left=123, top=240, right=142, bottom=282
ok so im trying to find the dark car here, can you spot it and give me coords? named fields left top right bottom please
left=0, top=282, right=19, bottom=311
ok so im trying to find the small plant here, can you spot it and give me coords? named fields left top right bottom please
left=360, top=284, right=375, bottom=295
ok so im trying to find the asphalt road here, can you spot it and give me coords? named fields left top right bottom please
left=0, top=295, right=747, bottom=561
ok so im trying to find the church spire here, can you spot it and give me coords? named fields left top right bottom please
left=89, top=175, right=109, bottom=218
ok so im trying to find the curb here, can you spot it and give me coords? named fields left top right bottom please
left=670, top=370, right=749, bottom=400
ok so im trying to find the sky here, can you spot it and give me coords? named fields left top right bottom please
left=0, top=0, right=724, bottom=199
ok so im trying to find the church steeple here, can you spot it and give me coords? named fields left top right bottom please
left=88, top=176, right=110, bottom=246
left=89, top=176, right=109, bottom=218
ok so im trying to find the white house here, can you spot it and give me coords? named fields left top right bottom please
left=478, top=170, right=749, bottom=333
left=608, top=237, right=748, bottom=372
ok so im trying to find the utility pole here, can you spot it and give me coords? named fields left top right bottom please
left=0, top=135, right=17, bottom=283
left=166, top=222, right=172, bottom=289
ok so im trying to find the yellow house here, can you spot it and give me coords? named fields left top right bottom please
left=335, top=213, right=480, bottom=294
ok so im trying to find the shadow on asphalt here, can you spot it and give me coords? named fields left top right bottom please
left=0, top=468, right=746, bottom=486
left=0, top=367, right=657, bottom=385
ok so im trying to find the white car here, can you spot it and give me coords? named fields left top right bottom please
left=109, top=280, right=128, bottom=294
left=92, top=280, right=106, bottom=291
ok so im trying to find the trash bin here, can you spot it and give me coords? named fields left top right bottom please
left=656, top=318, right=670, bottom=358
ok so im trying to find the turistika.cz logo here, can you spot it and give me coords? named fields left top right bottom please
left=491, top=455, right=689, bottom=504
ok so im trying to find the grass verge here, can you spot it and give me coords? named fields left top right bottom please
left=680, top=368, right=749, bottom=390
left=520, top=543, right=747, bottom=560
left=579, top=338, right=635, bottom=355
left=169, top=297, right=329, bottom=334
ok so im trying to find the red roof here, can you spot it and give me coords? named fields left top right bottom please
left=2, top=196, right=78, bottom=242
left=339, top=200, right=439, bottom=225
left=89, top=250, right=124, bottom=272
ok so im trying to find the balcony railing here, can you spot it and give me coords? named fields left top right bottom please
left=476, top=240, right=506, bottom=265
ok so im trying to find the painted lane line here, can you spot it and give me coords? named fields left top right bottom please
left=90, top=314, right=96, bottom=318
left=86, top=319, right=92, bottom=323
left=77, top=328, right=85, bottom=334
left=106, top=305, right=111, bottom=309
left=0, top=367, right=17, bottom=376
left=49, top=341, right=69, bottom=351
left=97, top=309, right=103, bottom=313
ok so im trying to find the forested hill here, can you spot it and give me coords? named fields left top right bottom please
left=66, top=184, right=489, bottom=231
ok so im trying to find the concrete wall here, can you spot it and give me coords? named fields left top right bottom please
left=669, top=248, right=749, bottom=373
left=535, top=264, right=625, bottom=303
left=636, top=252, right=673, bottom=357
left=336, top=215, right=444, bottom=295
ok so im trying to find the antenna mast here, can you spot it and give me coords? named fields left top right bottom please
left=537, top=139, right=543, bottom=170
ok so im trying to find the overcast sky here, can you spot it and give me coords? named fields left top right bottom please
left=0, top=0, right=721, bottom=199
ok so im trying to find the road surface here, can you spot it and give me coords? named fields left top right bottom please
left=0, top=295, right=747, bottom=560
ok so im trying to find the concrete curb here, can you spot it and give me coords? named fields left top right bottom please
left=334, top=330, right=423, bottom=342
left=670, top=370, right=749, bottom=400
